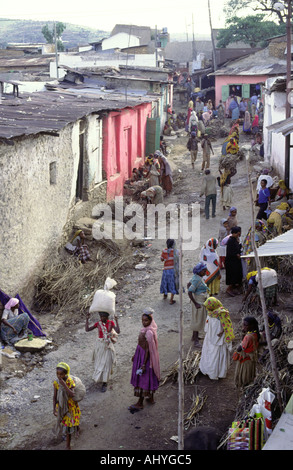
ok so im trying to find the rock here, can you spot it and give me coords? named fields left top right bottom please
left=14, top=338, right=47, bottom=353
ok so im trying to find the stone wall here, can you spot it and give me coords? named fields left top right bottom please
left=0, top=115, right=107, bottom=301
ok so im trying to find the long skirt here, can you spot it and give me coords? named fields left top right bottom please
left=0, top=312, right=30, bottom=344
left=199, top=317, right=231, bottom=380
left=162, top=175, right=173, bottom=194
left=207, top=276, right=220, bottom=296
left=92, top=338, right=116, bottom=383
left=234, top=356, right=257, bottom=388
left=130, top=344, right=159, bottom=397
left=160, top=269, right=178, bottom=295
left=221, top=185, right=233, bottom=208
left=191, top=293, right=207, bottom=337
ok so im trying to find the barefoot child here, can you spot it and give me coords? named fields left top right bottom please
left=53, top=362, right=80, bottom=450
left=129, top=308, right=160, bottom=412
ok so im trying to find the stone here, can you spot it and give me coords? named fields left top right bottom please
left=14, top=338, right=47, bottom=353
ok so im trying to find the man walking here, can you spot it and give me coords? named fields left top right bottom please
left=187, top=131, right=198, bottom=169
left=200, top=169, right=217, bottom=219
left=201, top=134, right=214, bottom=172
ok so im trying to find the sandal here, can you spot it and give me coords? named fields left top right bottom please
left=169, top=300, right=176, bottom=304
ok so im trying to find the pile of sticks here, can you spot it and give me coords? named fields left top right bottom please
left=160, top=347, right=201, bottom=386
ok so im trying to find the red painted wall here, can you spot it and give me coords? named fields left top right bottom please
left=103, top=103, right=152, bottom=201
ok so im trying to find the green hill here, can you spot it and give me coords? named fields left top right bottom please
left=0, top=18, right=109, bottom=49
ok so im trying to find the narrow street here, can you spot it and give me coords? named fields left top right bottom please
left=1, top=130, right=258, bottom=451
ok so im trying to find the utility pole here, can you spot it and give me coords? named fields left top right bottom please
left=285, top=0, right=292, bottom=188
left=54, top=21, right=59, bottom=79
left=208, top=0, right=217, bottom=72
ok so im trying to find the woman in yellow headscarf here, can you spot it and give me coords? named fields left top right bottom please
left=267, top=202, right=289, bottom=234
left=271, top=180, right=289, bottom=209
left=199, top=297, right=235, bottom=380
left=53, top=362, right=81, bottom=450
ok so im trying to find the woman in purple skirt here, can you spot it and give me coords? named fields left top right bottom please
left=129, top=308, right=160, bottom=411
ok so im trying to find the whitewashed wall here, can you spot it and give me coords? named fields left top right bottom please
left=51, top=52, right=163, bottom=78
left=263, top=77, right=293, bottom=190
left=102, top=33, right=140, bottom=50
left=0, top=115, right=104, bottom=297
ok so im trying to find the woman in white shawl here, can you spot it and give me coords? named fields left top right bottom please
left=199, top=238, right=221, bottom=295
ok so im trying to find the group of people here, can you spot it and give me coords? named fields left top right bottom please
left=133, top=150, right=174, bottom=204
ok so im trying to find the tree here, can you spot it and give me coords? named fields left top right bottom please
left=216, top=14, right=286, bottom=47
left=41, top=22, right=66, bottom=51
left=224, top=0, right=291, bottom=25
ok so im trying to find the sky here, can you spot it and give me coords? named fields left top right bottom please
left=0, top=0, right=229, bottom=37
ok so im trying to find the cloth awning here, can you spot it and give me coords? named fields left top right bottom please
left=241, top=229, right=293, bottom=258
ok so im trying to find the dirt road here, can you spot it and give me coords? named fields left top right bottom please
left=1, top=131, right=254, bottom=451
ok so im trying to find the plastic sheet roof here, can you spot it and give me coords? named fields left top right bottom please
left=242, top=229, right=293, bottom=258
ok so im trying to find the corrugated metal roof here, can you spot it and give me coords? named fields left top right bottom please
left=0, top=88, right=154, bottom=140
left=267, top=117, right=293, bottom=136
left=241, top=229, right=293, bottom=257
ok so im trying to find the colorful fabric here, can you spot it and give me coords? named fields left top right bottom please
left=140, top=314, right=160, bottom=381
left=203, top=297, right=235, bottom=343
left=93, top=320, right=115, bottom=343
left=188, top=273, right=209, bottom=295
left=130, top=344, right=159, bottom=396
left=199, top=238, right=220, bottom=287
left=53, top=376, right=81, bottom=428
left=160, top=269, right=178, bottom=295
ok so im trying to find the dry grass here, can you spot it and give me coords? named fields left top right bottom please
left=34, top=240, right=132, bottom=315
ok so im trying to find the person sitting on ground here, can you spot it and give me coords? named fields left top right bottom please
left=0, top=298, right=30, bottom=345
left=65, top=229, right=92, bottom=263
left=258, top=311, right=282, bottom=363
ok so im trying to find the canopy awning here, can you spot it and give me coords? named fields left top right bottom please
left=241, top=229, right=293, bottom=258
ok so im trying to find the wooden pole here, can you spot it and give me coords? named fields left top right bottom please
left=245, top=151, right=284, bottom=413
left=178, top=213, right=184, bottom=450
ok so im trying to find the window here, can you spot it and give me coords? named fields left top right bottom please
left=49, top=161, right=57, bottom=185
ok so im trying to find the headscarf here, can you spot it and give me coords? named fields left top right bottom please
left=71, top=229, right=83, bottom=243
left=276, top=202, right=289, bottom=211
left=203, top=297, right=235, bottom=343
left=278, top=180, right=287, bottom=191
left=199, top=238, right=220, bottom=285
left=229, top=206, right=237, bottom=216
left=141, top=308, right=160, bottom=380
left=4, top=298, right=19, bottom=310
left=56, top=362, right=70, bottom=375
left=193, top=262, right=207, bottom=275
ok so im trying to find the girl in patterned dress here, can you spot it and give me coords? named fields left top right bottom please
left=53, top=362, right=81, bottom=450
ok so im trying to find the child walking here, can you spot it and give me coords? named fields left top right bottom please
left=53, top=362, right=81, bottom=450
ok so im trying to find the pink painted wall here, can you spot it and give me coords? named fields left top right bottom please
left=103, top=103, right=152, bottom=201
left=215, top=75, right=268, bottom=106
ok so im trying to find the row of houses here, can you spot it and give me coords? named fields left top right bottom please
left=0, top=64, right=173, bottom=296
left=1, top=23, right=292, bottom=300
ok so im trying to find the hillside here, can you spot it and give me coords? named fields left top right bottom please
left=0, top=18, right=109, bottom=49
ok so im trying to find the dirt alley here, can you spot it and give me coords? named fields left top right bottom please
left=1, top=129, right=272, bottom=452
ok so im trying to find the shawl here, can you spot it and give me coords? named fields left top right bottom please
left=243, top=111, right=251, bottom=132
left=4, top=298, right=19, bottom=310
left=141, top=310, right=160, bottom=381
left=203, top=297, right=235, bottom=343
left=199, top=238, right=220, bottom=285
